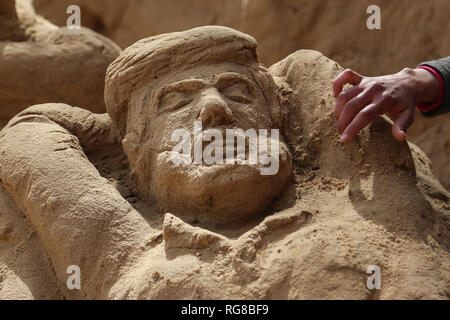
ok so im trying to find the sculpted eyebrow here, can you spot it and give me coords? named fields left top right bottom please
left=162, top=79, right=207, bottom=94
left=215, top=72, right=256, bottom=93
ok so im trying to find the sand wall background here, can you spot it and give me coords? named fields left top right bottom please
left=33, top=0, right=450, bottom=190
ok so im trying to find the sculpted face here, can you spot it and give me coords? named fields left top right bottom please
left=123, top=62, right=292, bottom=226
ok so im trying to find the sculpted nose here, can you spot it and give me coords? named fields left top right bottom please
left=198, top=88, right=233, bottom=127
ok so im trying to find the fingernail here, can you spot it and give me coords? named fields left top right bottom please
left=400, top=130, right=407, bottom=140
left=340, top=134, right=348, bottom=142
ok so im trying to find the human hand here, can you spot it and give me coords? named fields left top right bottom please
left=333, top=68, right=441, bottom=142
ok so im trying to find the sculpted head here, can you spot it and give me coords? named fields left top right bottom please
left=105, top=26, right=292, bottom=226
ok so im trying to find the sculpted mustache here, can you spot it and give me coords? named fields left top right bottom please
left=191, top=129, right=252, bottom=159
left=166, top=124, right=281, bottom=175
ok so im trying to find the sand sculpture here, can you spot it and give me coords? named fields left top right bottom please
left=0, top=0, right=121, bottom=123
left=0, top=26, right=448, bottom=299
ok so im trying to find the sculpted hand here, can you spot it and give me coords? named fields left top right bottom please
left=333, top=68, right=441, bottom=142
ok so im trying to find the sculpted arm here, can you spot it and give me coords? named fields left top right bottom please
left=0, top=104, right=151, bottom=298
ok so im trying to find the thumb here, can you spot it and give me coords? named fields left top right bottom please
left=392, top=110, right=414, bottom=142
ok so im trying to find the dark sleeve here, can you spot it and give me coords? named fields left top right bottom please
left=419, top=56, right=450, bottom=117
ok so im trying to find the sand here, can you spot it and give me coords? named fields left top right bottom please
left=0, top=29, right=449, bottom=299
left=0, top=2, right=448, bottom=300
left=0, top=0, right=121, bottom=121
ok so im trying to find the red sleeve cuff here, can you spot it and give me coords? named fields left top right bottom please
left=416, top=66, right=445, bottom=113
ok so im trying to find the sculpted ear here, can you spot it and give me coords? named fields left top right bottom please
left=253, top=67, right=284, bottom=130
left=270, top=73, right=292, bottom=128
left=122, top=131, right=141, bottom=164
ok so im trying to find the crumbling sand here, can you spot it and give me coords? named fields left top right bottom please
left=408, top=114, right=450, bottom=191
left=0, top=24, right=448, bottom=299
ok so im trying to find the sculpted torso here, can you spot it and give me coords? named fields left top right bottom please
left=0, top=26, right=448, bottom=299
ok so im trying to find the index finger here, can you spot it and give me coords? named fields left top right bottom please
left=333, top=69, right=363, bottom=98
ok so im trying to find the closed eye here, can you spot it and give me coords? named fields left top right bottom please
left=220, top=82, right=253, bottom=104
left=157, top=91, right=193, bottom=114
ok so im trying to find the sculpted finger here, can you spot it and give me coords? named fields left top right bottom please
left=333, top=69, right=363, bottom=98
left=341, top=103, right=381, bottom=142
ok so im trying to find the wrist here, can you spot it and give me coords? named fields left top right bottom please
left=405, top=68, right=440, bottom=104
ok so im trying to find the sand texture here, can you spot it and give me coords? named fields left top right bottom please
left=0, top=24, right=448, bottom=299
left=0, top=0, right=121, bottom=121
